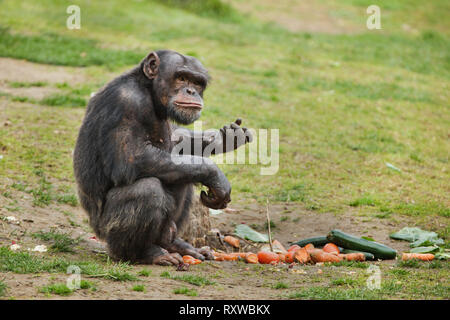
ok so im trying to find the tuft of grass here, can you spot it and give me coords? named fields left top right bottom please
left=160, top=271, right=215, bottom=286
left=273, top=282, right=289, bottom=289
left=40, top=94, right=86, bottom=108
left=0, top=280, right=7, bottom=297
left=288, top=286, right=380, bottom=300
left=32, top=230, right=80, bottom=253
left=8, top=81, right=47, bottom=88
left=349, top=197, right=379, bottom=207
left=40, top=283, right=73, bottom=296
left=173, top=287, right=198, bottom=296
left=137, top=269, right=152, bottom=277
left=132, top=284, right=146, bottom=292
left=331, top=278, right=357, bottom=287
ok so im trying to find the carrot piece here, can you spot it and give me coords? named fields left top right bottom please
left=285, top=251, right=295, bottom=263
left=294, top=247, right=310, bottom=264
left=257, top=251, right=280, bottom=264
left=245, top=253, right=259, bottom=264
left=213, top=252, right=238, bottom=261
left=310, top=249, right=342, bottom=263
left=272, top=240, right=288, bottom=253
left=224, top=236, right=240, bottom=248
left=304, top=243, right=315, bottom=253
left=339, top=253, right=365, bottom=261
left=402, top=253, right=434, bottom=261
left=182, top=255, right=201, bottom=265
left=323, top=243, right=340, bottom=255
left=229, top=252, right=247, bottom=258
left=288, top=245, right=301, bottom=252
left=223, top=254, right=238, bottom=261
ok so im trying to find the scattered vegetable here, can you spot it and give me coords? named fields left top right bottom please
left=327, top=229, right=397, bottom=260
left=323, top=243, right=340, bottom=255
left=182, top=255, right=201, bottom=265
left=310, top=249, right=342, bottom=263
left=257, top=251, right=280, bottom=264
left=402, top=253, right=434, bottom=261
left=293, top=236, right=328, bottom=247
left=293, top=247, right=310, bottom=264
left=224, top=236, right=240, bottom=248
left=245, top=253, right=258, bottom=264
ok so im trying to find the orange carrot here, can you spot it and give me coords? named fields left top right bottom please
left=323, top=243, right=340, bottom=255
left=245, top=253, right=259, bottom=264
left=272, top=240, right=288, bottom=253
left=229, top=252, right=247, bottom=258
left=257, top=251, right=280, bottom=264
left=310, top=249, right=343, bottom=263
left=402, top=253, right=434, bottom=261
left=224, top=236, right=240, bottom=248
left=294, top=247, right=310, bottom=264
left=339, top=253, right=365, bottom=261
left=182, top=255, right=202, bottom=265
left=223, top=254, right=238, bottom=261
left=285, top=251, right=295, bottom=263
left=304, top=243, right=315, bottom=254
left=288, top=245, right=301, bottom=252
left=213, top=252, right=238, bottom=261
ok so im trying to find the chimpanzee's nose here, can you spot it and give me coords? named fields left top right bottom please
left=186, top=87, right=195, bottom=95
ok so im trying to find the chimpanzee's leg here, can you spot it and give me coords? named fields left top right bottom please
left=99, top=177, right=183, bottom=265
left=162, top=184, right=215, bottom=260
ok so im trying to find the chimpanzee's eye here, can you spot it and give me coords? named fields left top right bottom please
left=178, top=76, right=186, bottom=82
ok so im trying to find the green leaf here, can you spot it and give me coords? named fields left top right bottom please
left=409, top=246, right=439, bottom=253
left=389, top=227, right=444, bottom=247
left=361, top=236, right=374, bottom=241
left=234, top=224, right=268, bottom=243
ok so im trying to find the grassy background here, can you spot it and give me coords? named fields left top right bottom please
left=0, top=0, right=448, bottom=218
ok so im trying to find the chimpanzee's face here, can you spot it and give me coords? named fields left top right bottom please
left=143, top=51, right=209, bottom=124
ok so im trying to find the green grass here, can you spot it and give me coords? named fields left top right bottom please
left=160, top=271, right=215, bottom=286
left=137, top=269, right=152, bottom=277
left=40, top=283, right=73, bottom=296
left=0, top=247, right=137, bottom=281
left=173, top=287, right=198, bottom=296
left=32, top=230, right=80, bottom=253
left=0, top=280, right=7, bottom=297
left=132, top=284, right=146, bottom=292
left=273, top=282, right=289, bottom=289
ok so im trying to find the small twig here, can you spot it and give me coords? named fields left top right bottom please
left=266, top=198, right=273, bottom=252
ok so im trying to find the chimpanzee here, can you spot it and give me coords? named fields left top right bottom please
left=73, top=50, right=252, bottom=265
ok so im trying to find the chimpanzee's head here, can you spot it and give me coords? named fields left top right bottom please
left=142, top=50, right=209, bottom=125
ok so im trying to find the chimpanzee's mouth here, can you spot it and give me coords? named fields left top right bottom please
left=174, top=101, right=203, bottom=110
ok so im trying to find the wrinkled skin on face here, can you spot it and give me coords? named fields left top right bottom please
left=143, top=51, right=208, bottom=125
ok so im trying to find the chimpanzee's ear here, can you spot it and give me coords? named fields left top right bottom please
left=143, top=52, right=160, bottom=79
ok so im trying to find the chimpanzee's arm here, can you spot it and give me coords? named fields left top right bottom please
left=172, top=119, right=252, bottom=157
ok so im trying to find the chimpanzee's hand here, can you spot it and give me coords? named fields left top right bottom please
left=200, top=169, right=231, bottom=209
left=220, top=118, right=253, bottom=152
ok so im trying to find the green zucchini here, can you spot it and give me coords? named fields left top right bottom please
left=293, top=236, right=328, bottom=247
left=341, top=249, right=375, bottom=261
left=327, top=229, right=397, bottom=260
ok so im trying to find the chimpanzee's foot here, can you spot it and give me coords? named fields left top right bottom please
left=139, top=245, right=183, bottom=265
left=166, top=238, right=214, bottom=261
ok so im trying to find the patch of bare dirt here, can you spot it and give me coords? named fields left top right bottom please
left=0, top=58, right=85, bottom=84
left=0, top=58, right=87, bottom=100
left=225, top=0, right=363, bottom=34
